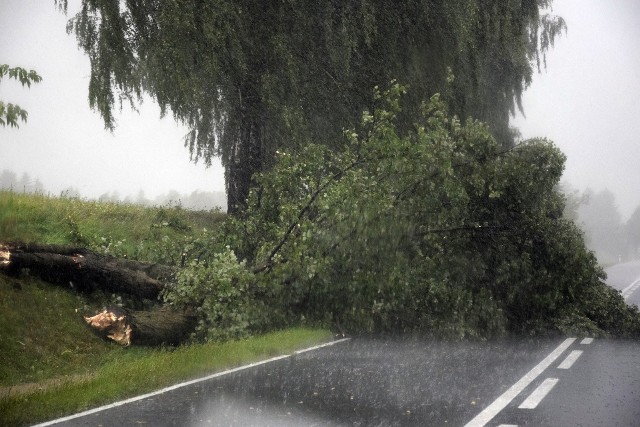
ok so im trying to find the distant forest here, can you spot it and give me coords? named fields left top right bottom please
left=0, top=169, right=226, bottom=212
left=563, top=185, right=640, bottom=265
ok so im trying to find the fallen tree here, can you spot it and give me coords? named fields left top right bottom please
left=1, top=242, right=196, bottom=345
left=0, top=242, right=173, bottom=300
left=85, top=306, right=197, bottom=346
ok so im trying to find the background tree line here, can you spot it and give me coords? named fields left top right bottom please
left=565, top=186, right=640, bottom=265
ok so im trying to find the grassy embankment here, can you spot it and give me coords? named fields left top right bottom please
left=0, top=190, right=332, bottom=426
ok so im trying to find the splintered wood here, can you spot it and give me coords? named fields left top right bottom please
left=85, top=309, right=132, bottom=346
left=2, top=241, right=197, bottom=346
left=0, top=245, right=9, bottom=268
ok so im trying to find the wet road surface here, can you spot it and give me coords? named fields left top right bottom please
left=489, top=338, right=640, bottom=427
left=38, top=263, right=640, bottom=426
left=605, top=260, right=640, bottom=307
left=43, top=338, right=558, bottom=426
left=38, top=335, right=640, bottom=426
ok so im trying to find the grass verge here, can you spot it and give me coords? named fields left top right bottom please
left=0, top=191, right=332, bottom=425
left=0, top=190, right=225, bottom=260
left=0, top=275, right=126, bottom=387
left=0, top=327, right=333, bottom=426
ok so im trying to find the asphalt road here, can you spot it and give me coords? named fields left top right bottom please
left=38, top=263, right=640, bottom=427
left=605, top=260, right=640, bottom=307
left=38, top=336, right=640, bottom=427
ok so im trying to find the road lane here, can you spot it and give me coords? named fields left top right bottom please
left=463, top=338, right=575, bottom=427
left=491, top=338, right=640, bottom=427
left=606, top=260, right=640, bottom=306
left=36, top=331, right=640, bottom=426
left=43, top=338, right=562, bottom=426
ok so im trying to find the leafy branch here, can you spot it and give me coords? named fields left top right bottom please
left=0, top=64, right=42, bottom=128
left=253, top=153, right=367, bottom=273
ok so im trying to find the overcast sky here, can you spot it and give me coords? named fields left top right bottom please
left=1, top=1, right=639, bottom=217
left=0, top=0, right=225, bottom=201
left=512, top=0, right=640, bottom=219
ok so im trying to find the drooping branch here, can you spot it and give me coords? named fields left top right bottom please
left=253, top=154, right=369, bottom=274
left=252, top=102, right=403, bottom=274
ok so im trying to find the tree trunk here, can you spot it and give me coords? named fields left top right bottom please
left=85, top=306, right=197, bottom=346
left=0, top=242, right=173, bottom=300
left=225, top=84, right=266, bottom=215
left=1, top=242, right=197, bottom=346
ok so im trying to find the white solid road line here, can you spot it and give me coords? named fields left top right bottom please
left=580, top=337, right=594, bottom=345
left=463, top=338, right=576, bottom=427
left=518, top=378, right=559, bottom=409
left=621, top=278, right=640, bottom=300
left=33, top=337, right=351, bottom=427
left=294, top=337, right=351, bottom=354
left=557, top=350, right=583, bottom=370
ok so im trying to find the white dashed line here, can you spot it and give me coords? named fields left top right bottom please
left=518, top=378, right=559, bottom=409
left=557, top=350, right=583, bottom=370
left=463, top=338, right=575, bottom=427
left=580, top=337, right=594, bottom=345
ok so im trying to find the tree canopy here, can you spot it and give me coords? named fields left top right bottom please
left=163, top=86, right=640, bottom=340
left=57, top=0, right=565, bottom=213
left=46, top=1, right=640, bottom=340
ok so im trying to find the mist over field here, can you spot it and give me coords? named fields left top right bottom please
left=0, top=169, right=226, bottom=211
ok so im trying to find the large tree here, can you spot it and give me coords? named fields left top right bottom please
left=56, top=0, right=564, bottom=213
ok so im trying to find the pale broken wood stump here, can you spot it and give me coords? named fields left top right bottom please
left=1, top=242, right=196, bottom=346
left=85, top=306, right=197, bottom=346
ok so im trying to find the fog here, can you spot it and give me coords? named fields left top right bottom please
left=0, top=0, right=225, bottom=205
left=1, top=1, right=640, bottom=219
left=512, top=0, right=640, bottom=220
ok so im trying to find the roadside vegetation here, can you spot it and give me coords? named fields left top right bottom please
left=0, top=190, right=224, bottom=261
left=162, top=86, right=640, bottom=342
left=4, top=2, right=640, bottom=425
left=0, top=191, right=331, bottom=425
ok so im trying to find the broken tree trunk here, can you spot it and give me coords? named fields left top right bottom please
left=1, top=241, right=197, bottom=346
left=0, top=242, right=174, bottom=300
left=85, top=306, right=197, bottom=346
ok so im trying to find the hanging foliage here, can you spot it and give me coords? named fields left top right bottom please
left=56, top=0, right=565, bottom=213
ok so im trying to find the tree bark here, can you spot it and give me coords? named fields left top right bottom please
left=0, top=242, right=174, bottom=300
left=85, top=306, right=197, bottom=346
left=1, top=242, right=197, bottom=346
left=224, top=84, right=267, bottom=215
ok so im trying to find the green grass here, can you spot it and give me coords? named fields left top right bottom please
left=0, top=327, right=332, bottom=426
left=0, top=190, right=225, bottom=260
left=0, top=275, right=125, bottom=387
left=0, top=191, right=333, bottom=426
